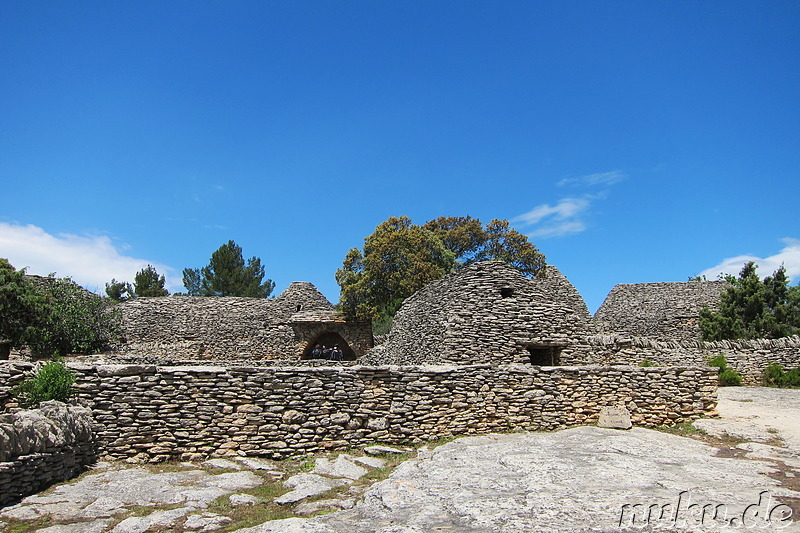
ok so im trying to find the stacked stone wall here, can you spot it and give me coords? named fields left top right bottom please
left=563, top=334, right=800, bottom=384
left=594, top=281, right=727, bottom=342
left=1, top=362, right=717, bottom=463
left=117, top=283, right=372, bottom=361
left=0, top=401, right=96, bottom=506
left=366, top=262, right=593, bottom=365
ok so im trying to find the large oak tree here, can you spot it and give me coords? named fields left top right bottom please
left=336, top=216, right=545, bottom=324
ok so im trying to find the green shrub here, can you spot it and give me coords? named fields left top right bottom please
left=639, top=358, right=655, bottom=367
left=763, top=363, right=785, bottom=386
left=784, top=368, right=800, bottom=387
left=708, top=355, right=727, bottom=369
left=11, top=360, right=76, bottom=407
left=764, top=364, right=800, bottom=387
left=718, top=367, right=742, bottom=386
left=707, top=354, right=742, bottom=386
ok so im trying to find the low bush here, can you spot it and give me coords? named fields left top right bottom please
left=718, top=367, right=742, bottom=386
left=11, top=359, right=76, bottom=407
left=708, top=355, right=727, bottom=369
left=707, top=354, right=742, bottom=386
left=762, top=363, right=800, bottom=388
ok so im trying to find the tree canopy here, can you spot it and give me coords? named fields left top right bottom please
left=134, top=265, right=169, bottom=297
left=106, top=265, right=169, bottom=301
left=105, top=279, right=133, bottom=302
left=182, top=240, right=275, bottom=298
left=0, top=259, right=45, bottom=351
left=1, top=259, right=119, bottom=357
left=699, top=262, right=800, bottom=341
left=336, top=215, right=545, bottom=323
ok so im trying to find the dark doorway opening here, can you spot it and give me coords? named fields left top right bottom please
left=302, top=332, right=356, bottom=361
left=527, top=345, right=561, bottom=366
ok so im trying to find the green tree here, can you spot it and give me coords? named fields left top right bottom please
left=105, top=278, right=133, bottom=302
left=699, top=262, right=800, bottom=341
left=182, top=240, right=275, bottom=298
left=1, top=259, right=119, bottom=357
left=422, top=216, right=545, bottom=275
left=26, top=276, right=120, bottom=357
left=134, top=265, right=169, bottom=297
left=0, top=259, right=46, bottom=352
left=337, top=216, right=456, bottom=322
left=337, top=215, right=545, bottom=323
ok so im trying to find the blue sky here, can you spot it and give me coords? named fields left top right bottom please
left=1, top=1, right=799, bottom=313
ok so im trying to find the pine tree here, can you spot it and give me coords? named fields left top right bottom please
left=133, top=265, right=169, bottom=297
left=699, top=262, right=800, bottom=340
left=182, top=241, right=275, bottom=298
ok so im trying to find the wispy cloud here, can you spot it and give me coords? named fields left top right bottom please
left=512, top=198, right=590, bottom=238
left=0, top=222, right=180, bottom=294
left=556, top=170, right=626, bottom=188
left=698, top=238, right=800, bottom=281
left=513, top=170, right=625, bottom=239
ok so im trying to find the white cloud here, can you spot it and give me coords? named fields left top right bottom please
left=556, top=170, right=626, bottom=188
left=527, top=220, right=587, bottom=238
left=698, top=238, right=800, bottom=282
left=513, top=197, right=590, bottom=225
left=0, top=222, right=179, bottom=294
left=512, top=197, right=591, bottom=238
left=512, top=170, right=625, bottom=239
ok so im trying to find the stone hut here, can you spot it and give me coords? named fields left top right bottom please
left=118, top=282, right=372, bottom=361
left=593, top=280, right=727, bottom=342
left=363, top=261, right=592, bottom=366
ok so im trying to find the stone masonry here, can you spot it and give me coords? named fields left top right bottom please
left=0, top=401, right=96, bottom=506
left=1, top=362, right=717, bottom=463
left=364, top=262, right=592, bottom=366
left=117, top=282, right=372, bottom=361
left=594, top=280, right=728, bottom=342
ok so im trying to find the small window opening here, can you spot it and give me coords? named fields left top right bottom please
left=500, top=287, right=515, bottom=298
left=527, top=346, right=561, bottom=366
left=296, top=304, right=302, bottom=312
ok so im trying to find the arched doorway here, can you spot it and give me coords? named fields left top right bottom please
left=302, top=331, right=356, bottom=361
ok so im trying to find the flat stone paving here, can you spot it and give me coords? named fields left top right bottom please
left=1, top=387, right=799, bottom=533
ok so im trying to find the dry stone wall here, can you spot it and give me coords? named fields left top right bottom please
left=0, top=361, right=717, bottom=463
left=594, top=281, right=727, bottom=342
left=118, top=282, right=372, bottom=361
left=563, top=334, right=800, bottom=384
left=0, top=401, right=96, bottom=506
left=365, top=262, right=593, bottom=366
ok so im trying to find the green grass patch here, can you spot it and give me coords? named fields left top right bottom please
left=655, top=422, right=705, bottom=437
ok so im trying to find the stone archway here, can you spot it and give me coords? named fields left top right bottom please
left=302, top=331, right=356, bottom=361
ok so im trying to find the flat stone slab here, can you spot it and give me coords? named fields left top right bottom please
left=35, top=520, right=115, bottom=533
left=312, top=456, right=368, bottom=480
left=110, top=507, right=191, bottom=533
left=200, top=471, right=263, bottom=491
left=184, top=512, right=233, bottom=531
left=202, top=458, right=244, bottom=470
left=235, top=426, right=800, bottom=532
left=0, top=464, right=265, bottom=527
left=230, top=493, right=261, bottom=506
left=294, top=497, right=356, bottom=516
left=350, top=455, right=387, bottom=469
left=363, top=445, right=408, bottom=456
left=275, top=474, right=350, bottom=505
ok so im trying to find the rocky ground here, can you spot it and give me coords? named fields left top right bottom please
left=1, top=387, right=799, bottom=533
